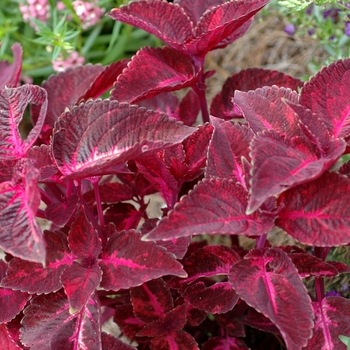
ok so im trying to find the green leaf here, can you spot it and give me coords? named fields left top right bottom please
left=339, top=335, right=350, bottom=350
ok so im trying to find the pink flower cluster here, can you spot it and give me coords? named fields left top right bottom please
left=19, top=0, right=50, bottom=30
left=72, top=0, right=104, bottom=29
left=52, top=51, right=85, bottom=72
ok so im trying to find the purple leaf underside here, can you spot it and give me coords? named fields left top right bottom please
left=0, top=43, right=23, bottom=90
left=99, top=230, right=186, bottom=291
left=144, top=177, right=275, bottom=241
left=111, top=46, right=198, bottom=104
left=277, top=171, right=350, bottom=246
left=229, top=248, right=314, bottom=350
left=52, top=99, right=195, bottom=179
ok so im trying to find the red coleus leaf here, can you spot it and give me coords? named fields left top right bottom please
left=101, top=332, right=137, bottom=350
left=21, top=290, right=102, bottom=350
left=240, top=307, right=280, bottom=335
left=207, top=117, right=253, bottom=187
left=31, top=65, right=104, bottom=132
left=178, top=89, right=201, bottom=126
left=108, top=0, right=194, bottom=53
left=52, top=100, right=195, bottom=180
left=277, top=171, right=350, bottom=246
left=300, top=58, right=350, bottom=139
left=202, top=336, right=249, bottom=350
left=61, top=263, right=102, bottom=313
left=150, top=331, right=199, bottom=350
left=0, top=166, right=45, bottom=264
left=45, top=194, right=78, bottom=227
left=99, top=230, right=186, bottom=291
left=0, top=260, right=30, bottom=323
left=247, top=130, right=345, bottom=214
left=0, top=43, right=22, bottom=90
left=68, top=208, right=102, bottom=259
left=234, top=86, right=300, bottom=138
left=187, top=0, right=270, bottom=56
left=144, top=178, right=275, bottom=241
left=0, top=84, right=47, bottom=159
left=111, top=46, right=198, bottom=104
left=109, top=0, right=269, bottom=57
left=211, top=68, right=303, bottom=120
left=304, top=297, right=350, bottom=350
left=183, top=281, right=239, bottom=314
left=137, top=304, right=188, bottom=337
left=78, top=59, right=129, bottom=102
left=1, top=230, right=72, bottom=294
left=278, top=246, right=340, bottom=278
left=131, top=279, right=173, bottom=323
left=229, top=248, right=314, bottom=349
left=0, top=324, right=22, bottom=350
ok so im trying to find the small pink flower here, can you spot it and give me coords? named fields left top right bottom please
left=19, top=0, right=50, bottom=31
left=52, top=51, right=85, bottom=72
left=72, top=0, right=104, bottom=29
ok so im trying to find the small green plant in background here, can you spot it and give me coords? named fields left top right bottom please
left=0, top=0, right=160, bottom=84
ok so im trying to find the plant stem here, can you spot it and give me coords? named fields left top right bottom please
left=93, top=179, right=105, bottom=227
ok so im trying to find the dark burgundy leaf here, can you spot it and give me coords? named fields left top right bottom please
left=111, top=47, right=198, bottom=104
left=185, top=305, right=207, bottom=327
left=21, top=290, right=102, bottom=350
left=45, top=194, right=78, bottom=227
left=0, top=43, right=22, bottom=90
left=150, top=331, right=199, bottom=350
left=178, top=89, right=201, bottom=126
left=1, top=230, right=72, bottom=294
left=304, top=297, right=350, bottom=350
left=277, top=171, right=350, bottom=246
left=215, top=307, right=247, bottom=337
left=83, top=182, right=134, bottom=204
left=169, top=245, right=241, bottom=291
left=187, top=0, right=270, bottom=56
left=104, top=202, right=144, bottom=231
left=26, top=145, right=59, bottom=181
left=78, top=59, right=129, bottom=102
left=339, top=159, right=350, bottom=178
left=144, top=178, right=275, bottom=241
left=229, top=248, right=314, bottom=349
left=241, top=307, right=280, bottom=335
left=137, top=92, right=180, bottom=120
left=137, top=304, right=187, bottom=337
left=233, top=86, right=300, bottom=137
left=202, top=336, right=249, bottom=350
left=247, top=130, right=345, bottom=214
left=0, top=167, right=45, bottom=264
left=278, top=246, right=340, bottom=277
left=207, top=117, right=253, bottom=187
left=0, top=85, right=47, bottom=159
left=101, top=332, right=137, bottom=350
left=99, top=230, right=186, bottom=291
left=0, top=324, right=22, bottom=350
left=211, top=68, right=303, bottom=120
left=0, top=261, right=30, bottom=323
left=183, top=281, right=239, bottom=314
left=52, top=100, right=195, bottom=179
left=131, top=279, right=173, bottom=323
left=156, top=237, right=192, bottom=260
left=183, top=123, right=214, bottom=180
left=108, top=0, right=193, bottom=52
left=0, top=159, right=17, bottom=182
left=61, top=263, right=102, bottom=313
left=114, top=304, right=146, bottom=343
left=300, top=58, right=350, bottom=138
left=31, top=65, right=104, bottom=131
left=68, top=208, right=101, bottom=259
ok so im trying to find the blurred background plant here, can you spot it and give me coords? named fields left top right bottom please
left=0, top=0, right=161, bottom=84
left=274, top=0, right=350, bottom=73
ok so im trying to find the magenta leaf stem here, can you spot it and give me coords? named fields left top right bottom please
left=92, top=178, right=105, bottom=227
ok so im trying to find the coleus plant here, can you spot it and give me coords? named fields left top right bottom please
left=0, top=0, right=349, bottom=349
